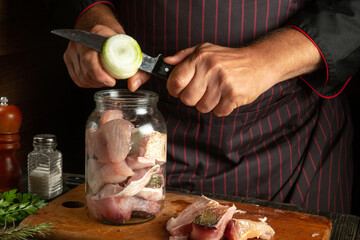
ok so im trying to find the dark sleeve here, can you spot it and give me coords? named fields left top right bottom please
left=286, top=0, right=360, bottom=98
left=42, top=0, right=116, bottom=29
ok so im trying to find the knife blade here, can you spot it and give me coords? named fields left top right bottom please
left=51, top=29, right=174, bottom=80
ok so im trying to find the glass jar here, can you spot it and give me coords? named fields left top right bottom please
left=27, top=134, right=63, bottom=199
left=85, top=89, right=167, bottom=225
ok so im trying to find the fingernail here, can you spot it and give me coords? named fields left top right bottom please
left=104, top=80, right=115, bottom=87
left=133, top=79, right=141, bottom=90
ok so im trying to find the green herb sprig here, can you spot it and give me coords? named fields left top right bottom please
left=0, top=190, right=48, bottom=226
left=0, top=220, right=54, bottom=240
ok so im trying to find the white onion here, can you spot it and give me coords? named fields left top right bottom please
left=100, top=34, right=142, bottom=79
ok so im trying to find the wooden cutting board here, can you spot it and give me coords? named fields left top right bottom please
left=23, top=184, right=331, bottom=239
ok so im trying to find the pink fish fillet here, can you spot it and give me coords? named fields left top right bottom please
left=166, top=196, right=235, bottom=237
left=100, top=109, right=124, bottom=125
left=86, top=193, right=140, bottom=224
left=93, top=119, right=134, bottom=163
left=126, top=154, right=156, bottom=170
left=224, top=219, right=275, bottom=240
left=87, top=158, right=130, bottom=194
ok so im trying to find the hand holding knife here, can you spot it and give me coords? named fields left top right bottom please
left=51, top=29, right=174, bottom=80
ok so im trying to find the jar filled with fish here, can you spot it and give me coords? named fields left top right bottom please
left=85, top=89, right=167, bottom=225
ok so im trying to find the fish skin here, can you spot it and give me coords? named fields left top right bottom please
left=190, top=204, right=236, bottom=240
left=166, top=196, right=215, bottom=236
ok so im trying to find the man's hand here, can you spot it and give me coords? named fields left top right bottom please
left=64, top=25, right=120, bottom=88
left=138, top=28, right=322, bottom=117
left=63, top=4, right=127, bottom=88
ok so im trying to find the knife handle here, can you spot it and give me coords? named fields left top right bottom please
left=152, top=56, right=174, bottom=80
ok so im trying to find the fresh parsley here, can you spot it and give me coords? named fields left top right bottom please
left=0, top=189, right=48, bottom=226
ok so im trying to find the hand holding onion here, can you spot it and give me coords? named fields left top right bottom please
left=63, top=24, right=147, bottom=89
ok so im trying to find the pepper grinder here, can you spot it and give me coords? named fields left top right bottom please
left=0, top=96, right=22, bottom=193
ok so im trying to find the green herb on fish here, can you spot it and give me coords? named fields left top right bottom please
left=146, top=174, right=163, bottom=188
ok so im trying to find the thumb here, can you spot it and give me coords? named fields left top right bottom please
left=164, top=45, right=198, bottom=65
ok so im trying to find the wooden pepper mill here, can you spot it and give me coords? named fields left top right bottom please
left=0, top=96, right=22, bottom=193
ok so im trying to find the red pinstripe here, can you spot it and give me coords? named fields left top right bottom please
left=134, top=0, right=137, bottom=38
left=253, top=0, right=257, bottom=39
left=74, top=1, right=115, bottom=26
left=276, top=0, right=281, bottom=27
left=164, top=0, right=167, bottom=56
left=176, top=0, right=179, bottom=51
left=265, top=0, right=270, bottom=33
left=253, top=145, right=261, bottom=198
left=152, top=0, right=156, bottom=56
left=167, top=118, right=181, bottom=186
left=202, top=0, right=205, bottom=43
left=143, top=0, right=146, bottom=49
left=216, top=117, right=225, bottom=175
left=203, top=112, right=213, bottom=179
left=228, top=0, right=232, bottom=46
left=215, top=0, right=218, bottom=44
left=178, top=108, right=191, bottom=187
left=189, top=0, right=192, bottom=47
left=241, top=0, right=245, bottom=45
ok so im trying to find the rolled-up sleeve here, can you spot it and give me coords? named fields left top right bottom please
left=286, top=0, right=360, bottom=98
left=43, top=0, right=116, bottom=29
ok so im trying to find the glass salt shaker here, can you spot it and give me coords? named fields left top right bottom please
left=27, top=134, right=63, bottom=199
left=85, top=89, right=167, bottom=225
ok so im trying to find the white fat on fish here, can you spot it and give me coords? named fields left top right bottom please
left=136, top=187, right=164, bottom=201
left=139, top=131, right=167, bottom=164
left=225, top=219, right=275, bottom=240
left=258, top=217, right=267, bottom=222
left=235, top=209, right=247, bottom=214
left=311, top=233, right=320, bottom=237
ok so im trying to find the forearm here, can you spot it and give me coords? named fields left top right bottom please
left=249, top=27, right=324, bottom=86
left=75, top=4, right=125, bottom=34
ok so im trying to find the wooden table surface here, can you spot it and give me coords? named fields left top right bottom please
left=23, top=174, right=360, bottom=240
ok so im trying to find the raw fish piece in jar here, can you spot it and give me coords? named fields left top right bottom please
left=133, top=198, right=162, bottom=216
left=93, top=119, right=134, bottom=163
left=86, top=193, right=139, bottom=224
left=115, top=165, right=160, bottom=198
left=100, top=109, right=124, bottom=125
left=139, top=131, right=167, bottom=164
left=87, top=158, right=132, bottom=194
left=126, top=154, right=156, bottom=170
left=93, top=165, right=161, bottom=199
left=135, top=187, right=164, bottom=201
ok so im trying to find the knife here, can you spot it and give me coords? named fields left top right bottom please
left=51, top=29, right=174, bottom=80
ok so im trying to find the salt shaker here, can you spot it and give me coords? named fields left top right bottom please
left=27, top=134, right=63, bottom=199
